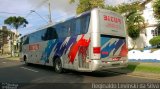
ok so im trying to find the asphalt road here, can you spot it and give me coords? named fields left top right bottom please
left=0, top=58, right=160, bottom=89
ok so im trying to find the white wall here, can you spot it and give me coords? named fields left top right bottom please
left=145, top=27, right=156, bottom=46
left=128, top=33, right=147, bottom=49
left=142, top=1, right=158, bottom=47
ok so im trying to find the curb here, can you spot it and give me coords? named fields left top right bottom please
left=126, top=72, right=160, bottom=81
left=108, top=69, right=160, bottom=80
left=0, top=56, right=20, bottom=61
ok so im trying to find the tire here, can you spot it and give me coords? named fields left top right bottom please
left=24, top=56, right=29, bottom=65
left=24, top=60, right=30, bottom=66
left=54, top=58, right=63, bottom=73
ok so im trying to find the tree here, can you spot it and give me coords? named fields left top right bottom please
left=153, top=0, right=160, bottom=19
left=106, top=2, right=145, bottom=49
left=69, top=0, right=105, bottom=14
left=127, top=11, right=145, bottom=49
left=4, top=16, right=28, bottom=31
left=4, top=16, right=28, bottom=56
left=0, top=27, right=13, bottom=55
left=103, top=1, right=146, bottom=49
left=105, top=5, right=118, bottom=12
left=149, top=36, right=160, bottom=47
left=153, top=0, right=160, bottom=37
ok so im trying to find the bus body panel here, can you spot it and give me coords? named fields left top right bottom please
left=22, top=34, right=91, bottom=71
left=99, top=9, right=126, bottom=37
left=89, top=8, right=128, bottom=71
left=90, top=9, right=101, bottom=60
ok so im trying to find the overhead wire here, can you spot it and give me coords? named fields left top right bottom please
left=25, top=0, right=49, bottom=23
left=33, top=0, right=49, bottom=10
left=0, top=11, right=25, bottom=15
left=3, top=0, right=76, bottom=33
left=25, top=0, right=76, bottom=24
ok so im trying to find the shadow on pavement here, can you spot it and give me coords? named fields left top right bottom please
left=25, top=63, right=124, bottom=77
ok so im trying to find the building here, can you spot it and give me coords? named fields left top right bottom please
left=0, top=26, right=10, bottom=54
left=0, top=26, right=18, bottom=54
left=142, top=0, right=159, bottom=46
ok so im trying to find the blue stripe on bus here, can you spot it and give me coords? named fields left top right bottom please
left=101, top=38, right=125, bottom=58
left=113, top=39, right=124, bottom=54
left=53, top=35, right=78, bottom=57
left=41, top=39, right=59, bottom=63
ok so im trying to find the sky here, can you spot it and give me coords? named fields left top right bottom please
left=0, top=0, right=138, bottom=35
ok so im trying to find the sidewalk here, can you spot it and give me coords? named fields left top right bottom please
left=0, top=55, right=20, bottom=60
left=109, top=66, right=160, bottom=80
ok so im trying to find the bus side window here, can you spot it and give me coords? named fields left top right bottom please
left=80, top=16, right=90, bottom=34
left=42, top=27, right=58, bottom=40
left=70, top=20, right=76, bottom=36
left=55, top=23, right=69, bottom=38
left=23, top=36, right=29, bottom=45
left=63, top=22, right=70, bottom=37
left=47, top=27, right=58, bottom=40
left=75, top=19, right=81, bottom=35
left=55, top=25, right=61, bottom=39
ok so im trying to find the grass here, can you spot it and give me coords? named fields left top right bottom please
left=126, top=62, right=160, bottom=74
left=128, top=48, right=144, bottom=51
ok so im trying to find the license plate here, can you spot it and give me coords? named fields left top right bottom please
left=112, top=57, right=121, bottom=61
left=112, top=63, right=120, bottom=66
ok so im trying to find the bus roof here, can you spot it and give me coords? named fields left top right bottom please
left=22, top=10, right=91, bottom=37
left=22, top=8, right=122, bottom=37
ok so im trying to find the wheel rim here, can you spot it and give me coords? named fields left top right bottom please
left=55, top=60, right=61, bottom=71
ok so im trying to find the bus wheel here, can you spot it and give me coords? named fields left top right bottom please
left=24, top=56, right=27, bottom=64
left=55, top=58, right=63, bottom=73
left=23, top=55, right=30, bottom=65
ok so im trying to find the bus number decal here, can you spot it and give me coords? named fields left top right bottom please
left=29, top=44, right=39, bottom=51
left=104, top=15, right=121, bottom=24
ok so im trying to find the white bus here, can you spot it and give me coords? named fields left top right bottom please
left=20, top=8, right=128, bottom=73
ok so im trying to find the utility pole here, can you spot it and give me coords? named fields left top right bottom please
left=30, top=0, right=52, bottom=24
left=48, top=0, right=52, bottom=24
